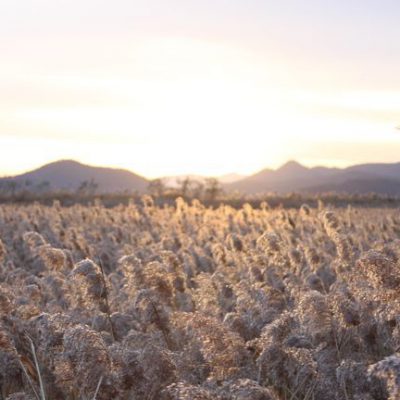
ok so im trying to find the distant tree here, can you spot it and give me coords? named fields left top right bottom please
left=191, top=180, right=205, bottom=200
left=177, top=177, right=193, bottom=198
left=37, top=180, right=51, bottom=193
left=78, top=179, right=98, bottom=196
left=6, top=181, right=19, bottom=196
left=148, top=178, right=166, bottom=198
left=204, top=178, right=222, bottom=202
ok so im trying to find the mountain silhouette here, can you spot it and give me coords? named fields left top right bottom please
left=227, top=161, right=400, bottom=195
left=3, top=159, right=400, bottom=196
left=0, top=160, right=148, bottom=193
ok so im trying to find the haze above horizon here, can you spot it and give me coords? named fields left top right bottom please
left=1, top=0, right=400, bottom=178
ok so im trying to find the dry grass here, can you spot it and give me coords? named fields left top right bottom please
left=0, top=198, right=400, bottom=399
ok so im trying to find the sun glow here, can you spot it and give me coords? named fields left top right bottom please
left=1, top=7, right=400, bottom=177
left=1, top=37, right=298, bottom=176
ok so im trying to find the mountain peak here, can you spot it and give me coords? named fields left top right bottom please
left=39, top=159, right=83, bottom=169
left=45, top=159, right=82, bottom=166
left=1, top=159, right=148, bottom=193
left=227, top=160, right=400, bottom=195
left=277, top=160, right=307, bottom=172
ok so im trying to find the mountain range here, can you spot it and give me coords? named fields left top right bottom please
left=1, top=159, right=400, bottom=195
left=227, top=160, right=400, bottom=195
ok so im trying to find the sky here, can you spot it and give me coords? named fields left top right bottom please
left=1, top=0, right=400, bottom=178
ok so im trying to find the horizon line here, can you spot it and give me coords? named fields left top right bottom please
left=1, top=158, right=400, bottom=181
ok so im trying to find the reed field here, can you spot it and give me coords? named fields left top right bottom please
left=1, top=198, right=400, bottom=399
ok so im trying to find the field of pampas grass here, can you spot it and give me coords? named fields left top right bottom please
left=1, top=198, right=400, bottom=399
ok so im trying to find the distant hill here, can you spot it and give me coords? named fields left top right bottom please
left=162, top=174, right=208, bottom=188
left=0, top=160, right=148, bottom=193
left=163, top=173, right=246, bottom=187
left=3, top=159, right=400, bottom=196
left=227, top=161, right=400, bottom=195
left=219, top=173, right=246, bottom=184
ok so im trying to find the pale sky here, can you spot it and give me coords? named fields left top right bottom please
left=1, top=0, right=400, bottom=178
